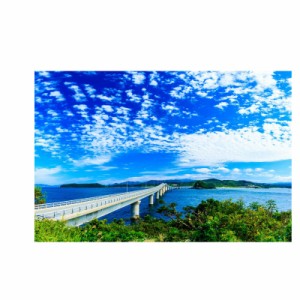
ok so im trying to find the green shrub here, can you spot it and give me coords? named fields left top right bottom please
left=34, top=198, right=292, bottom=242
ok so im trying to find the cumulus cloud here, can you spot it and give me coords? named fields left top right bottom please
left=149, top=72, right=159, bottom=86
left=97, top=95, right=113, bottom=101
left=68, top=84, right=87, bottom=102
left=131, top=72, right=146, bottom=84
left=35, top=166, right=62, bottom=185
left=177, top=125, right=291, bottom=167
left=49, top=91, right=65, bottom=101
left=102, top=105, right=114, bottom=113
left=47, top=109, right=58, bottom=117
left=195, top=168, right=211, bottom=173
left=71, top=155, right=111, bottom=167
left=238, top=104, right=260, bottom=115
left=215, top=102, right=229, bottom=110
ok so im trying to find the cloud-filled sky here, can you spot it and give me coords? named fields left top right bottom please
left=34, top=71, right=291, bottom=185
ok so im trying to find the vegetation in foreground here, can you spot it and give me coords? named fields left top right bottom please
left=35, top=186, right=46, bottom=205
left=35, top=198, right=291, bottom=242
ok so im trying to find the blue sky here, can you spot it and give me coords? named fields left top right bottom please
left=35, top=71, right=291, bottom=185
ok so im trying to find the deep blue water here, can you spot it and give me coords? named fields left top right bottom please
left=39, top=186, right=291, bottom=223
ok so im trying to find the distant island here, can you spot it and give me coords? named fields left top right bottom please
left=192, top=179, right=291, bottom=189
left=58, top=179, right=291, bottom=189
left=60, top=183, right=105, bottom=188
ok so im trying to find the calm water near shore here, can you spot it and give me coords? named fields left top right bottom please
left=39, top=186, right=291, bottom=222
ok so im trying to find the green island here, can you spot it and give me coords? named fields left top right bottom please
left=35, top=198, right=291, bottom=242
left=192, top=179, right=291, bottom=189
left=60, top=183, right=105, bottom=188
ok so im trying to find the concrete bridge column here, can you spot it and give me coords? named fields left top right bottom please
left=156, top=191, right=160, bottom=200
left=131, top=200, right=141, bottom=219
left=160, top=189, right=163, bottom=197
left=149, top=194, right=154, bottom=205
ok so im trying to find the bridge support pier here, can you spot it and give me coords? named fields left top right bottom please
left=156, top=191, right=160, bottom=200
left=131, top=200, right=141, bottom=219
left=149, top=194, right=154, bottom=206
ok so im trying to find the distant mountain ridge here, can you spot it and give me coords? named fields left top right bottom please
left=40, top=178, right=291, bottom=188
left=109, top=178, right=291, bottom=188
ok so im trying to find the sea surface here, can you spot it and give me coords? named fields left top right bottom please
left=39, top=186, right=292, bottom=223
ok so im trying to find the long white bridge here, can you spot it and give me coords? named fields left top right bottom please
left=34, top=183, right=171, bottom=226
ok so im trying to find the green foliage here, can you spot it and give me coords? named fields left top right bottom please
left=193, top=180, right=216, bottom=189
left=34, top=198, right=292, bottom=242
left=34, top=219, right=81, bottom=242
left=35, top=186, right=46, bottom=205
left=60, top=183, right=105, bottom=188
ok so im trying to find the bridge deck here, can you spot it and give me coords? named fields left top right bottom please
left=35, top=184, right=169, bottom=226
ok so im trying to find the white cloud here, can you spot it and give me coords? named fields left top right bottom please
left=132, top=72, right=146, bottom=84
left=177, top=125, right=291, bottom=167
left=232, top=168, right=241, bottom=174
left=84, top=84, right=97, bottom=98
left=216, top=167, right=230, bottom=173
left=219, top=73, right=236, bottom=87
left=254, top=73, right=277, bottom=92
left=102, top=105, right=114, bottom=113
left=97, top=166, right=118, bottom=171
left=133, top=119, right=144, bottom=126
left=215, top=102, right=229, bottom=110
left=56, top=127, right=69, bottom=133
left=49, top=91, right=65, bottom=101
left=116, top=106, right=130, bottom=115
left=97, top=94, right=113, bottom=101
left=238, top=104, right=260, bottom=115
left=170, top=85, right=192, bottom=99
left=203, top=73, right=219, bottom=89
left=63, top=110, right=74, bottom=117
left=68, top=84, right=87, bottom=102
left=71, top=155, right=111, bottom=167
left=162, top=103, right=179, bottom=112
left=47, top=110, right=58, bottom=117
left=149, top=72, right=160, bottom=86
left=35, top=166, right=62, bottom=185
left=196, top=91, right=208, bottom=97
left=126, top=90, right=141, bottom=103
left=195, top=168, right=211, bottom=174
left=73, top=104, right=89, bottom=119
left=73, top=104, right=88, bottom=111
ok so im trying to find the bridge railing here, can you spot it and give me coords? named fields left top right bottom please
left=35, top=184, right=166, bottom=210
left=35, top=191, right=128, bottom=210
left=35, top=184, right=167, bottom=219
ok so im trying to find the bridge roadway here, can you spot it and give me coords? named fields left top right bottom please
left=34, top=183, right=171, bottom=226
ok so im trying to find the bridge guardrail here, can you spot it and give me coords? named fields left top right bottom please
left=35, top=184, right=166, bottom=211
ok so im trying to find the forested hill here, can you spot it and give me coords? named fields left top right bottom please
left=193, top=179, right=291, bottom=189
left=60, top=183, right=105, bottom=188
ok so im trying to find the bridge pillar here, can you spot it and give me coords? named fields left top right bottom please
left=131, top=200, right=141, bottom=219
left=160, top=189, right=162, bottom=197
left=149, top=194, right=154, bottom=205
left=156, top=191, right=160, bottom=200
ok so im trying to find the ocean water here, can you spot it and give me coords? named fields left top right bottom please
left=39, top=186, right=291, bottom=223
